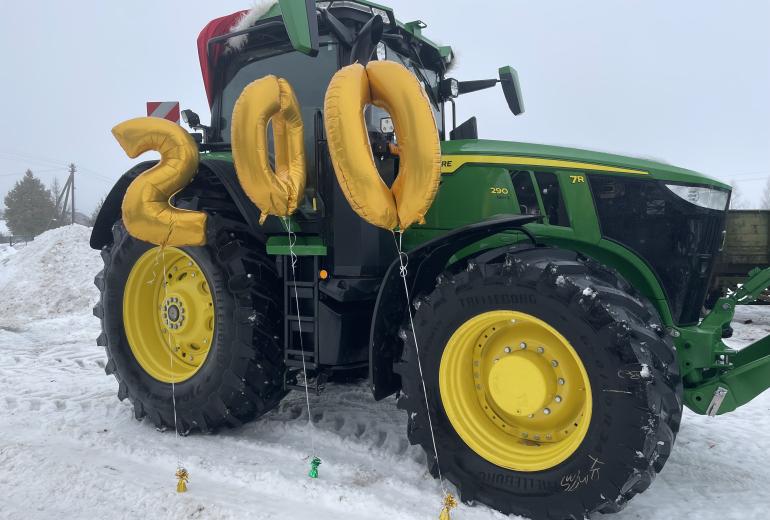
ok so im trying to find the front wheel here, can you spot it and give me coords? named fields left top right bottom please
left=395, top=246, right=682, bottom=520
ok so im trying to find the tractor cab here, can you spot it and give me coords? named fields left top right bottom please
left=193, top=1, right=521, bottom=231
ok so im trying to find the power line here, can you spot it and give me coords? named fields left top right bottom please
left=0, top=150, right=70, bottom=169
left=0, top=167, right=66, bottom=178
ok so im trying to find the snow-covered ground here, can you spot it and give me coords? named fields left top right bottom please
left=1, top=226, right=769, bottom=520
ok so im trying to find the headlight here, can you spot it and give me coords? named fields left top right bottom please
left=450, top=79, right=459, bottom=97
left=666, top=184, right=729, bottom=210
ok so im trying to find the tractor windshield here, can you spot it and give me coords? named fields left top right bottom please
left=382, top=43, right=443, bottom=133
left=216, top=41, right=340, bottom=144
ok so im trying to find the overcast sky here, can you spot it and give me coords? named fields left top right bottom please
left=1, top=0, right=768, bottom=213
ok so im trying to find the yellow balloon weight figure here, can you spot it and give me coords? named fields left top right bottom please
left=324, top=60, right=442, bottom=231
left=231, top=75, right=307, bottom=224
left=112, top=117, right=207, bottom=247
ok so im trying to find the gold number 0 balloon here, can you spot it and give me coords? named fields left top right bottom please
left=324, top=60, right=442, bottom=231
left=112, top=117, right=207, bottom=246
left=231, top=75, right=307, bottom=224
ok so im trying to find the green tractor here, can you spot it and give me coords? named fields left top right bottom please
left=90, top=1, right=770, bottom=518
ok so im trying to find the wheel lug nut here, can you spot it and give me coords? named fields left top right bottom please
left=519, top=342, right=527, bottom=350
left=493, top=358, right=500, bottom=363
left=555, top=395, right=563, bottom=403
left=551, top=360, right=559, bottom=367
left=543, top=408, right=551, bottom=415
left=534, top=434, right=540, bottom=440
left=537, top=347, right=545, bottom=354
left=558, top=378, right=565, bottom=385
left=528, top=414, right=534, bottom=419
left=504, top=346, right=512, bottom=353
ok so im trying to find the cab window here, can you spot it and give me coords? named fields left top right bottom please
left=510, top=170, right=570, bottom=227
left=510, top=171, right=540, bottom=216
left=535, top=172, right=570, bottom=227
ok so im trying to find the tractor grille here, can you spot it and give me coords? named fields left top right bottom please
left=589, top=176, right=727, bottom=325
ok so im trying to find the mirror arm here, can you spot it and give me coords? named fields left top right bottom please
left=321, top=9, right=354, bottom=46
left=457, top=79, right=499, bottom=95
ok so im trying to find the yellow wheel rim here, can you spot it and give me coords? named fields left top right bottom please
left=439, top=310, right=592, bottom=472
left=123, top=247, right=215, bottom=383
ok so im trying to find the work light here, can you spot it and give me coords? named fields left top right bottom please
left=666, top=184, right=730, bottom=210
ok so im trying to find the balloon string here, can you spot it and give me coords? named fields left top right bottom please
left=391, top=230, right=447, bottom=496
left=151, top=218, right=187, bottom=490
left=283, top=217, right=318, bottom=471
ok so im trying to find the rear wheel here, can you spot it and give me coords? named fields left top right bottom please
left=94, top=216, right=286, bottom=433
left=396, top=246, right=682, bottom=520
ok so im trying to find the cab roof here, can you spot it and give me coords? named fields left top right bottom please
left=197, top=1, right=452, bottom=106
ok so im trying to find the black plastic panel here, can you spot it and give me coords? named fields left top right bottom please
left=589, top=176, right=727, bottom=325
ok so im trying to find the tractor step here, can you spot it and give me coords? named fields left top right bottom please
left=281, top=253, right=322, bottom=372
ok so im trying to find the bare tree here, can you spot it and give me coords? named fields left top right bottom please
left=89, top=197, right=105, bottom=226
left=730, top=180, right=747, bottom=209
left=761, top=177, right=770, bottom=210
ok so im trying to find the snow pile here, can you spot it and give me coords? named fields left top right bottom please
left=0, top=224, right=101, bottom=327
left=0, top=243, right=17, bottom=265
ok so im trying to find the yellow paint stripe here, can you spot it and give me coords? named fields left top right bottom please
left=440, top=155, right=648, bottom=175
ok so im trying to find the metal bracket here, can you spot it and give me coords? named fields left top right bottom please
left=707, top=386, right=729, bottom=417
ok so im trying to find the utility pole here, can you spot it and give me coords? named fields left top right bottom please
left=68, top=163, right=76, bottom=225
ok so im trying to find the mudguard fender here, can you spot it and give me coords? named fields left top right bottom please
left=368, top=214, right=538, bottom=400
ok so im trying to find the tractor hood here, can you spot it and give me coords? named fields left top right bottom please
left=441, top=139, right=730, bottom=190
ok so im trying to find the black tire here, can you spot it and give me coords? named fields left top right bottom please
left=395, top=245, right=682, bottom=520
left=93, top=215, right=286, bottom=433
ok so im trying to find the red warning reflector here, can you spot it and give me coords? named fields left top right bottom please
left=146, top=101, right=180, bottom=123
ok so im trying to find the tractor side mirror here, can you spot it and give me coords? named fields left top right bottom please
left=499, top=66, right=524, bottom=115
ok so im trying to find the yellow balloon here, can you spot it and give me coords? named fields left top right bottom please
left=112, top=117, right=206, bottom=247
left=324, top=64, right=399, bottom=230
left=231, top=75, right=307, bottom=224
left=324, top=61, right=441, bottom=231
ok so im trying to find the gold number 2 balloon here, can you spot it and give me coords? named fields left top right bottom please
left=112, top=117, right=207, bottom=247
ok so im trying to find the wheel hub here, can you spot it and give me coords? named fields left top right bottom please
left=440, top=310, right=592, bottom=472
left=123, top=247, right=215, bottom=383
left=162, top=297, right=185, bottom=328
left=486, top=355, right=553, bottom=417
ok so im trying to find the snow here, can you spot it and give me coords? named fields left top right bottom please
left=1, top=227, right=770, bottom=519
left=0, top=224, right=102, bottom=328
left=0, top=218, right=9, bottom=235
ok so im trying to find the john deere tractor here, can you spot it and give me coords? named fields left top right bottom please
left=90, top=1, right=770, bottom=518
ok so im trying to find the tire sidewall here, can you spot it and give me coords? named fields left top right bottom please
left=413, top=274, right=650, bottom=512
left=103, top=225, right=241, bottom=415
